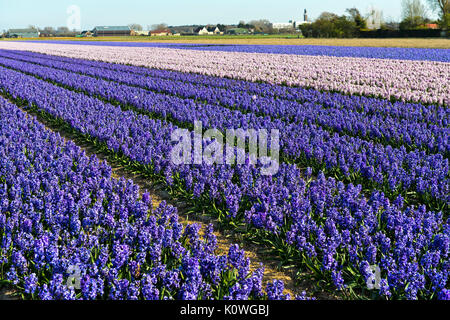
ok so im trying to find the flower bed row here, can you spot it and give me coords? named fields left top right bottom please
left=0, top=59, right=447, bottom=208
left=2, top=49, right=447, bottom=156
left=0, top=67, right=447, bottom=299
left=12, top=48, right=448, bottom=127
left=0, top=96, right=295, bottom=300
left=0, top=41, right=447, bottom=105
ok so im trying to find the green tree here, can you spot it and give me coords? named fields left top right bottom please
left=216, top=24, right=227, bottom=32
left=346, top=8, right=367, bottom=29
left=128, top=23, right=143, bottom=31
left=237, top=21, right=255, bottom=29
left=300, top=12, right=358, bottom=38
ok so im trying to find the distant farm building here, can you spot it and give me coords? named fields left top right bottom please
left=195, top=26, right=209, bottom=35
left=92, top=26, right=131, bottom=37
left=6, top=28, right=39, bottom=38
left=150, top=29, right=173, bottom=36
left=272, top=22, right=295, bottom=30
left=195, top=26, right=223, bottom=35
left=133, top=30, right=150, bottom=36
left=207, top=26, right=223, bottom=35
left=274, top=10, right=311, bottom=30
left=423, top=23, right=439, bottom=29
left=169, top=26, right=196, bottom=35
left=80, top=30, right=93, bottom=37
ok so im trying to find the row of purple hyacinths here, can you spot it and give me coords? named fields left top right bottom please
left=7, top=49, right=449, bottom=126
left=0, top=97, right=297, bottom=300
left=0, top=51, right=447, bottom=208
left=0, top=66, right=447, bottom=299
left=1, top=50, right=448, bottom=156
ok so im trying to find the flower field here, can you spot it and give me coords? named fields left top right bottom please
left=0, top=41, right=448, bottom=300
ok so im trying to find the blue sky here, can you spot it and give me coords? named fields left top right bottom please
left=0, top=0, right=438, bottom=31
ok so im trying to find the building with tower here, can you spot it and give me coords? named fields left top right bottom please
left=272, top=9, right=311, bottom=30
left=296, top=9, right=312, bottom=27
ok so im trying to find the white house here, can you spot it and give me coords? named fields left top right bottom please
left=196, top=27, right=209, bottom=35
left=272, top=22, right=295, bottom=30
left=195, top=26, right=222, bottom=35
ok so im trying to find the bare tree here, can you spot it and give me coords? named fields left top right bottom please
left=128, top=23, right=143, bottom=31
left=248, top=19, right=273, bottom=33
left=402, top=0, right=428, bottom=20
left=400, top=0, right=429, bottom=28
left=151, top=23, right=168, bottom=31
left=426, top=0, right=449, bottom=28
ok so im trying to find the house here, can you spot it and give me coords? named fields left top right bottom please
left=195, top=26, right=222, bottom=35
left=133, top=30, right=150, bottom=36
left=39, top=30, right=54, bottom=37
left=80, top=30, right=93, bottom=37
left=207, top=26, right=222, bottom=34
left=6, top=28, right=39, bottom=38
left=272, top=22, right=295, bottom=30
left=150, top=29, right=172, bottom=36
left=424, top=23, right=439, bottom=29
left=92, top=26, right=131, bottom=37
left=273, top=18, right=310, bottom=30
left=195, top=26, right=209, bottom=35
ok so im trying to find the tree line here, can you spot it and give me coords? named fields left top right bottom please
left=3, top=0, right=447, bottom=38
left=244, top=0, right=447, bottom=38
left=299, top=0, right=448, bottom=38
